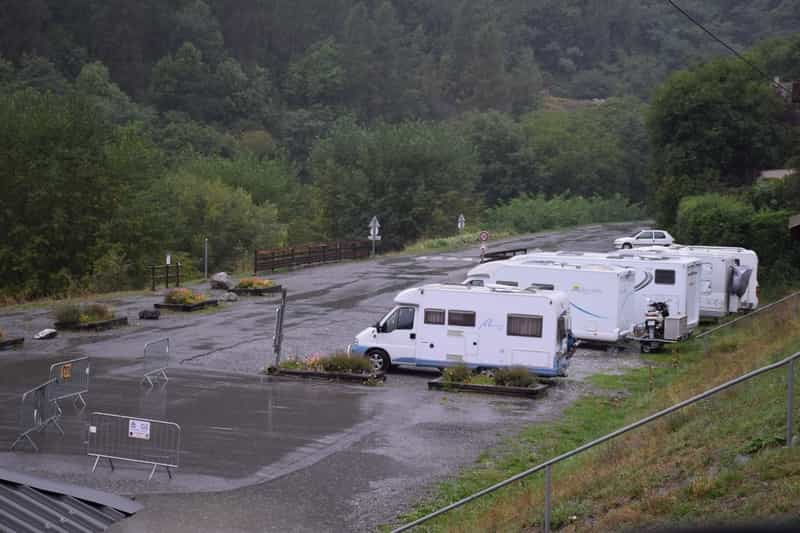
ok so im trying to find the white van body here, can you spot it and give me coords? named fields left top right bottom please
left=464, top=261, right=637, bottom=343
left=639, top=245, right=758, bottom=311
left=510, top=252, right=701, bottom=330
left=349, top=284, right=573, bottom=377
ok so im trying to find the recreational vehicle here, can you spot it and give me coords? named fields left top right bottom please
left=464, top=261, right=637, bottom=343
left=348, top=284, right=574, bottom=377
left=510, top=251, right=701, bottom=331
left=639, top=245, right=758, bottom=311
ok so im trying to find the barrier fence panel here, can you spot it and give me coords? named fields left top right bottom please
left=142, top=338, right=170, bottom=387
left=88, top=412, right=181, bottom=480
left=254, top=240, right=371, bottom=273
left=49, top=357, right=90, bottom=410
left=10, top=379, right=64, bottom=452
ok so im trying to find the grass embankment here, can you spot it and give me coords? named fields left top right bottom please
left=396, top=295, right=800, bottom=532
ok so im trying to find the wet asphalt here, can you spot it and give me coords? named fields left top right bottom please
left=0, top=221, right=648, bottom=532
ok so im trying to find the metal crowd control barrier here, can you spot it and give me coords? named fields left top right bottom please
left=10, top=379, right=64, bottom=452
left=49, top=356, right=90, bottom=411
left=393, top=350, right=800, bottom=533
left=142, top=338, right=170, bottom=387
left=88, top=412, right=181, bottom=480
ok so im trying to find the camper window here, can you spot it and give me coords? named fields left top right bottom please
left=424, top=308, right=445, bottom=325
left=655, top=269, right=675, bottom=285
left=465, top=279, right=484, bottom=287
left=448, top=310, right=476, bottom=327
left=397, top=307, right=415, bottom=329
left=507, top=314, right=543, bottom=338
left=496, top=280, right=519, bottom=287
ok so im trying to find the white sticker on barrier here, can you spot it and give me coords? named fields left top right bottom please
left=128, top=419, right=151, bottom=440
left=89, top=425, right=97, bottom=434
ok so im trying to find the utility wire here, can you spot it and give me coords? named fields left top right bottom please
left=663, top=0, right=790, bottom=94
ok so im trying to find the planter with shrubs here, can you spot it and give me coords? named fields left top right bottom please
left=232, top=277, right=282, bottom=296
left=155, top=288, right=219, bottom=312
left=267, top=352, right=385, bottom=384
left=0, top=327, right=25, bottom=350
left=53, top=303, right=128, bottom=331
left=428, top=365, right=548, bottom=398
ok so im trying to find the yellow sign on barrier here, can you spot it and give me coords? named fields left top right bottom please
left=61, top=363, right=72, bottom=380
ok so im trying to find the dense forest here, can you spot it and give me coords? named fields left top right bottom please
left=1, top=1, right=799, bottom=298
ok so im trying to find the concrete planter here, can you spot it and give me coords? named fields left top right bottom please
left=428, top=377, right=549, bottom=398
left=154, top=299, right=219, bottom=312
left=0, top=337, right=25, bottom=350
left=54, top=317, right=129, bottom=332
left=230, top=285, right=283, bottom=296
left=267, top=366, right=385, bottom=384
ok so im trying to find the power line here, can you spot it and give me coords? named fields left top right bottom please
left=663, top=0, right=790, bottom=94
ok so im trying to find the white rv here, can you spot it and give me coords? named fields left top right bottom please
left=464, top=261, right=637, bottom=343
left=348, top=284, right=574, bottom=377
left=639, top=245, right=758, bottom=311
left=510, top=252, right=701, bottom=330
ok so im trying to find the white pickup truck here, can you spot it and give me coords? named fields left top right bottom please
left=614, top=229, right=674, bottom=249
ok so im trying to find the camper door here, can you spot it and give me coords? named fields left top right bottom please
left=378, top=306, right=416, bottom=364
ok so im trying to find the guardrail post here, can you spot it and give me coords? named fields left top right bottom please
left=788, top=358, right=795, bottom=448
left=165, top=264, right=170, bottom=289
left=544, top=465, right=552, bottom=533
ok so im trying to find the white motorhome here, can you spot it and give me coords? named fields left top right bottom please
left=639, top=245, right=758, bottom=311
left=348, top=284, right=574, bottom=377
left=464, top=261, right=637, bottom=343
left=636, top=247, right=737, bottom=317
left=509, top=251, right=701, bottom=330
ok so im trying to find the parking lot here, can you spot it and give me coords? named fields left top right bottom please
left=0, top=222, right=647, bottom=531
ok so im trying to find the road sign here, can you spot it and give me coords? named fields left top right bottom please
left=457, top=214, right=465, bottom=231
left=479, top=230, right=489, bottom=242
left=369, top=216, right=381, bottom=256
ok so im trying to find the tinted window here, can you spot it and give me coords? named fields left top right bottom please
left=465, top=279, right=484, bottom=287
left=507, top=314, right=543, bottom=337
left=557, top=315, right=567, bottom=342
left=424, top=308, right=445, bottom=325
left=655, top=269, right=676, bottom=285
left=383, top=310, right=398, bottom=332
left=496, top=280, right=519, bottom=287
left=636, top=231, right=653, bottom=240
left=448, top=310, right=476, bottom=327
left=653, top=231, right=666, bottom=239
left=397, top=307, right=415, bottom=329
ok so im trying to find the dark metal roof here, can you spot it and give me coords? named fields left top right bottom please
left=0, top=468, right=141, bottom=532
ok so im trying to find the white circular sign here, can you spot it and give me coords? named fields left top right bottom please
left=479, top=230, right=489, bottom=242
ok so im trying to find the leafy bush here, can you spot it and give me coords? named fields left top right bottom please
left=321, top=353, right=373, bottom=374
left=442, top=364, right=472, bottom=383
left=493, top=366, right=538, bottom=388
left=54, top=304, right=82, bottom=324
left=81, top=303, right=114, bottom=322
left=54, top=302, right=114, bottom=323
left=486, top=193, right=646, bottom=234
left=237, top=277, right=275, bottom=289
left=164, top=288, right=206, bottom=305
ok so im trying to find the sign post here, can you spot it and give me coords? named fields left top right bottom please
left=479, top=230, right=489, bottom=261
left=368, top=216, right=381, bottom=257
left=457, top=214, right=465, bottom=232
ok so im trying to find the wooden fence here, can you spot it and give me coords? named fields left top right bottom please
left=254, top=241, right=372, bottom=273
left=150, top=264, right=182, bottom=291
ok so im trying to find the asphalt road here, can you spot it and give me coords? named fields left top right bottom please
left=0, top=221, right=647, bottom=532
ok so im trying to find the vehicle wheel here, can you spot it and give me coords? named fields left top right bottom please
left=640, top=342, right=653, bottom=353
left=366, top=349, right=390, bottom=372
left=622, top=243, right=633, bottom=249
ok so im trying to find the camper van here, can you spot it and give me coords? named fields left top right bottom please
left=348, top=284, right=574, bottom=377
left=639, top=245, right=758, bottom=311
left=510, top=252, right=701, bottom=331
left=636, top=247, right=738, bottom=317
left=464, top=261, right=637, bottom=343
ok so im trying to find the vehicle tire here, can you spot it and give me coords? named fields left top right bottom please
left=622, top=243, right=633, bottom=249
left=640, top=342, right=652, bottom=353
left=366, top=349, right=390, bottom=372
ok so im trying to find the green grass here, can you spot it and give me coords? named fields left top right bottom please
left=401, top=230, right=513, bottom=255
left=390, top=293, right=800, bottom=532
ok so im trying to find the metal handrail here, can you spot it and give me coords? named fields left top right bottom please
left=393, top=350, right=799, bottom=532
left=696, top=290, right=800, bottom=339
